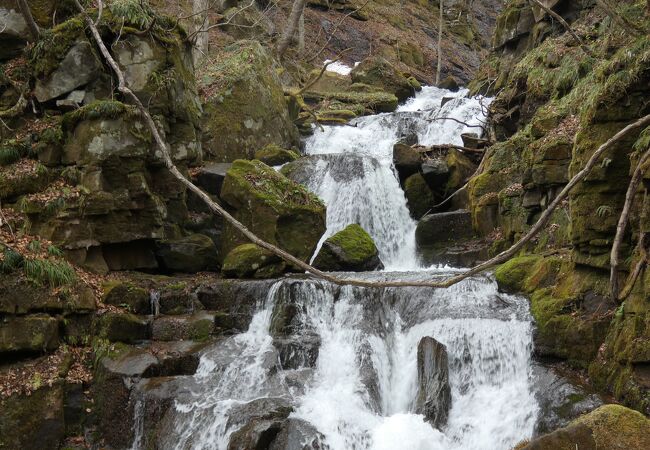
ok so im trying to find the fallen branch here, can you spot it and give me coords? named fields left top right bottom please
left=426, top=115, right=486, bottom=130
left=416, top=144, right=485, bottom=155
left=616, top=233, right=647, bottom=301
left=529, top=0, right=595, bottom=58
left=297, top=49, right=351, bottom=96
left=611, top=148, right=650, bottom=300
left=75, top=1, right=650, bottom=290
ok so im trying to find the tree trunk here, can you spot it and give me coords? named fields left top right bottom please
left=191, top=0, right=210, bottom=67
left=435, top=0, right=443, bottom=86
left=277, top=0, right=308, bottom=57
left=16, top=0, right=40, bottom=41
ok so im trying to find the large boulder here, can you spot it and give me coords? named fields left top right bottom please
left=254, top=144, right=299, bottom=166
left=156, top=234, right=219, bottom=273
left=201, top=41, right=299, bottom=162
left=416, top=210, right=474, bottom=250
left=0, top=0, right=29, bottom=60
left=404, top=173, right=435, bottom=219
left=522, top=404, right=650, bottom=450
left=220, top=159, right=326, bottom=263
left=393, top=142, right=421, bottom=183
left=351, top=57, right=415, bottom=102
left=222, top=243, right=286, bottom=279
left=0, top=315, right=59, bottom=354
left=415, top=336, right=451, bottom=429
left=313, top=224, right=383, bottom=272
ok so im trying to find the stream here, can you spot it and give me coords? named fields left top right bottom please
left=134, top=87, right=550, bottom=450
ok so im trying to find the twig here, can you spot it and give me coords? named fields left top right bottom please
left=297, top=49, right=351, bottom=96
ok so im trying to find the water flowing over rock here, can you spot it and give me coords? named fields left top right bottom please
left=415, top=336, right=452, bottom=429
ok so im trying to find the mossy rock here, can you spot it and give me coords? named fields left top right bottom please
left=156, top=234, right=219, bottom=273
left=254, top=144, right=299, bottom=166
left=151, top=312, right=215, bottom=342
left=494, top=255, right=544, bottom=293
left=404, top=173, right=435, bottom=220
left=0, top=314, right=60, bottom=354
left=95, top=312, right=149, bottom=344
left=102, top=281, right=150, bottom=314
left=222, top=243, right=286, bottom=279
left=313, top=224, right=383, bottom=272
left=302, top=90, right=399, bottom=113
left=350, top=56, right=414, bottom=102
left=0, top=382, right=65, bottom=450
left=200, top=40, right=299, bottom=162
left=220, top=159, right=326, bottom=262
left=522, top=404, right=650, bottom=450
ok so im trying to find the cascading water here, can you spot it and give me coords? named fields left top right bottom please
left=301, top=86, right=490, bottom=269
left=134, top=88, right=542, bottom=450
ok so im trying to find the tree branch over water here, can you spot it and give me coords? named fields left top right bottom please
left=75, top=1, right=650, bottom=291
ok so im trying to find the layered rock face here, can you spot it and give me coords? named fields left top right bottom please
left=471, top=0, right=650, bottom=414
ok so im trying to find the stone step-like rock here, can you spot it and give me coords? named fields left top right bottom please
left=151, top=311, right=217, bottom=342
left=415, top=210, right=476, bottom=266
left=415, top=336, right=451, bottom=429
left=195, top=162, right=232, bottom=195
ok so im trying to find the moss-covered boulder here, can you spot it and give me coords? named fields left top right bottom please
left=313, top=224, right=383, bottom=272
left=0, top=382, right=65, bottom=450
left=350, top=57, right=415, bottom=102
left=404, top=173, right=435, bottom=219
left=156, top=234, right=219, bottom=273
left=200, top=41, right=299, bottom=162
left=151, top=312, right=215, bottom=342
left=102, top=281, right=150, bottom=315
left=220, top=159, right=326, bottom=262
left=222, top=243, right=286, bottom=279
left=0, top=314, right=59, bottom=354
left=522, top=404, right=650, bottom=450
left=254, top=144, right=299, bottom=166
left=95, top=312, right=149, bottom=344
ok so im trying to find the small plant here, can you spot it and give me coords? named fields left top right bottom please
left=28, top=240, right=42, bottom=252
left=47, top=245, right=64, bottom=257
left=596, top=205, right=613, bottom=218
left=22, top=257, right=77, bottom=287
left=600, top=157, right=613, bottom=168
left=0, top=246, right=24, bottom=273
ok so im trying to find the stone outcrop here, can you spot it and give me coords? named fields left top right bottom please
left=220, top=159, right=326, bottom=263
left=222, top=243, right=286, bottom=279
left=415, top=336, right=452, bottom=429
left=351, top=56, right=415, bottom=102
left=200, top=41, right=299, bottom=162
left=313, top=224, right=383, bottom=272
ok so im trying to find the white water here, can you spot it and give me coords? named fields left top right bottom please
left=161, top=274, right=538, bottom=450
left=303, top=86, right=490, bottom=269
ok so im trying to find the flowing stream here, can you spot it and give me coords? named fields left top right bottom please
left=137, top=87, right=543, bottom=450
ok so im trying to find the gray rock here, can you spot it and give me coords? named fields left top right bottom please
left=34, top=41, right=102, bottom=102
left=114, top=35, right=161, bottom=93
left=421, top=158, right=450, bottom=193
left=269, top=418, right=327, bottom=450
left=393, top=142, right=421, bottom=182
left=227, top=397, right=294, bottom=450
left=415, top=336, right=451, bottom=429
left=156, top=234, right=219, bottom=273
left=274, top=333, right=321, bottom=369
left=151, top=311, right=215, bottom=342
left=0, top=2, right=29, bottom=60
left=416, top=210, right=474, bottom=249
left=196, top=162, right=232, bottom=195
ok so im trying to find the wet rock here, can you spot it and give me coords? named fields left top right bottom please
left=0, top=314, right=59, bottom=354
left=416, top=210, right=474, bottom=263
left=313, top=224, right=383, bottom=272
left=351, top=57, right=415, bottom=101
left=274, top=333, right=321, bottom=370
left=438, top=76, right=460, bottom=92
left=421, top=158, right=450, bottom=193
left=34, top=41, right=102, bottom=102
left=404, top=173, right=435, bottom=219
left=393, top=142, right=421, bottom=183
left=222, top=243, right=286, bottom=279
left=460, top=133, right=485, bottom=149
left=201, top=41, right=299, bottom=162
left=255, top=144, right=300, bottom=166
left=156, top=234, right=219, bottom=273
left=522, top=404, right=650, bottom=450
left=227, top=397, right=294, bottom=450
left=269, top=418, right=327, bottom=450
left=196, top=162, right=232, bottom=195
left=220, top=159, right=326, bottom=262
left=415, top=336, right=451, bottom=429
left=151, top=311, right=216, bottom=342
left=95, top=312, right=149, bottom=344
left=532, top=363, right=602, bottom=435
left=358, top=341, right=383, bottom=413
left=0, top=382, right=65, bottom=450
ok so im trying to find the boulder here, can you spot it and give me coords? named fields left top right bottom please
left=220, top=159, right=326, bottom=262
left=0, top=314, right=59, bottom=354
left=254, top=144, right=300, bottom=166
left=274, top=333, right=321, bottom=370
left=393, top=142, right=421, bottom=182
left=196, top=162, right=232, bottom=195
left=156, top=234, right=219, bottom=273
left=437, top=76, right=460, bottom=92
left=201, top=41, right=299, bottom=162
left=0, top=0, right=29, bottom=60
left=522, top=404, right=650, bottom=450
left=421, top=158, right=450, bottom=193
left=269, top=418, right=327, bottom=450
left=151, top=312, right=215, bottom=341
left=0, top=383, right=65, bottom=450
left=415, top=336, right=451, bottom=429
left=34, top=40, right=102, bottom=102
left=416, top=210, right=474, bottom=249
left=102, top=281, right=150, bottom=315
left=445, top=149, right=476, bottom=194
left=404, top=173, right=435, bottom=219
left=313, top=224, right=383, bottom=272
left=222, top=243, right=286, bottom=279
left=351, top=56, right=415, bottom=102
left=95, top=312, right=149, bottom=344
left=227, top=397, right=294, bottom=450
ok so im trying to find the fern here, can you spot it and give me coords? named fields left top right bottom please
left=47, top=245, right=64, bottom=257
left=23, top=258, right=77, bottom=287
left=596, top=205, right=613, bottom=218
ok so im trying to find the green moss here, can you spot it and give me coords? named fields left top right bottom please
left=404, top=173, right=434, bottom=219
left=62, top=100, right=137, bottom=133
left=313, top=224, right=381, bottom=271
left=221, top=243, right=284, bottom=279
left=574, top=404, right=650, bottom=449
left=494, top=255, right=542, bottom=293
left=254, top=144, right=299, bottom=166
left=29, top=17, right=86, bottom=78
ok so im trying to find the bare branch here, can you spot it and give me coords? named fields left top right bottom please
left=277, top=0, right=308, bottom=57
left=16, top=0, right=40, bottom=40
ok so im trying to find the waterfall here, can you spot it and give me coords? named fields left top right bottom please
left=160, top=274, right=537, bottom=450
